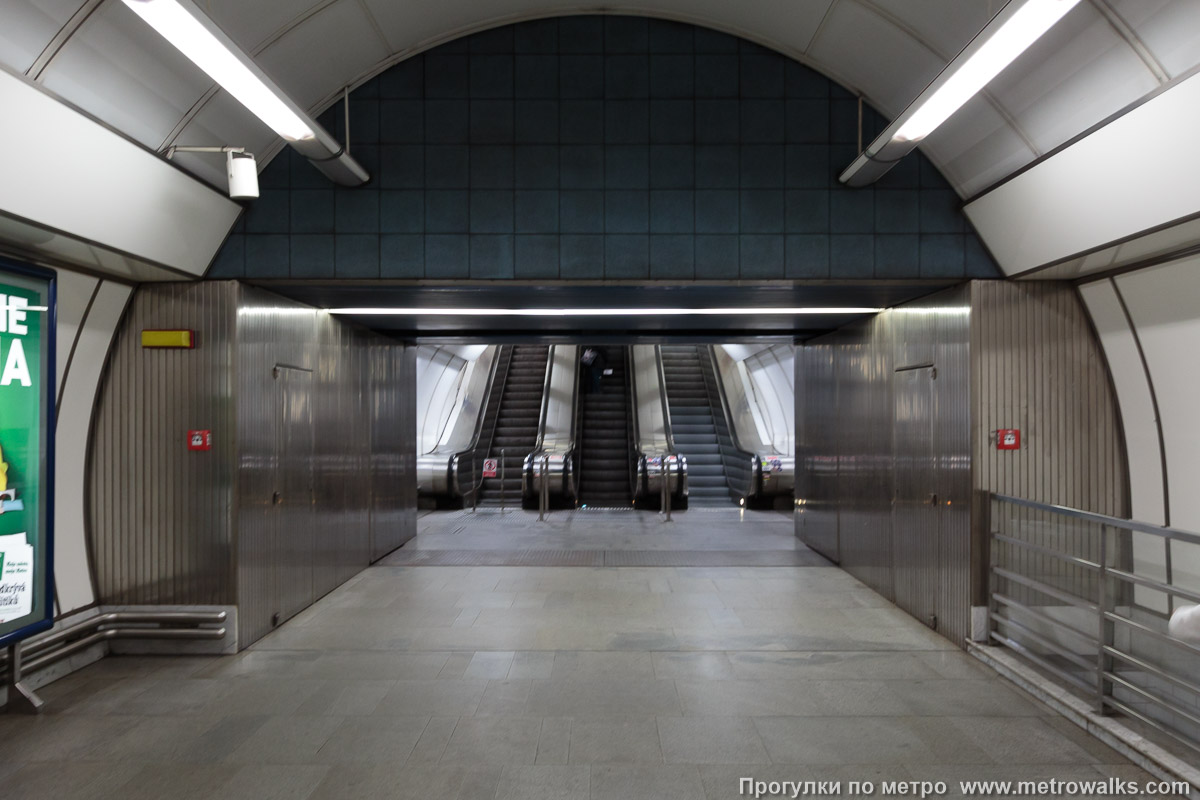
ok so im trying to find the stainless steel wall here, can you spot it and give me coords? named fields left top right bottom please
left=970, top=281, right=1128, bottom=609
left=795, top=286, right=972, bottom=644
left=370, top=342, right=417, bottom=561
left=837, top=315, right=898, bottom=601
left=971, top=282, right=1127, bottom=513
left=89, top=282, right=416, bottom=647
left=796, top=281, right=1126, bottom=647
left=89, top=282, right=238, bottom=605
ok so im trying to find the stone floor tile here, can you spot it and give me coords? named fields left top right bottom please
left=591, top=765, right=706, bottom=800
left=218, top=764, right=330, bottom=800
left=0, top=761, right=142, bottom=800
left=314, top=715, right=429, bottom=764
left=440, top=715, right=543, bottom=765
left=493, top=764, right=590, bottom=800
left=374, top=679, right=487, bottom=716
left=567, top=716, right=663, bottom=764
left=224, top=715, right=343, bottom=764
left=525, top=677, right=682, bottom=717
left=658, top=716, right=770, bottom=764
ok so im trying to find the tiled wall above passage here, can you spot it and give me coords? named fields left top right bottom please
left=210, top=16, right=1000, bottom=282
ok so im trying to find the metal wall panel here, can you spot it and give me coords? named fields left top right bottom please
left=795, top=340, right=839, bottom=561
left=371, top=343, right=417, bottom=560
left=277, top=366, right=315, bottom=621
left=836, top=316, right=897, bottom=600
left=971, top=281, right=1128, bottom=613
left=971, top=282, right=1127, bottom=515
left=88, top=282, right=238, bottom=605
left=893, top=366, right=937, bottom=626
left=232, top=286, right=320, bottom=644
left=90, top=281, right=416, bottom=647
left=796, top=286, right=972, bottom=643
left=889, top=288, right=973, bottom=644
left=796, top=282, right=1123, bottom=648
left=928, top=292, right=973, bottom=645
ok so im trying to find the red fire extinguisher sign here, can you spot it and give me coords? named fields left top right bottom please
left=996, top=429, right=1020, bottom=450
left=188, top=430, right=212, bottom=451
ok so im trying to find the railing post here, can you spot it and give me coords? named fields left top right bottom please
left=1164, top=535, right=1174, bottom=616
left=985, top=494, right=995, bottom=645
left=3, top=643, right=44, bottom=714
left=471, top=453, right=478, bottom=513
left=538, top=454, right=549, bottom=522
left=662, top=452, right=672, bottom=522
left=500, top=448, right=507, bottom=513
left=1095, top=524, right=1113, bottom=714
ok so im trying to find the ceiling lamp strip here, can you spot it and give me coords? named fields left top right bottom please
left=840, top=0, right=1083, bottom=188
left=119, top=0, right=369, bottom=186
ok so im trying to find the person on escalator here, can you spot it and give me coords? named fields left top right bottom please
left=581, top=347, right=606, bottom=394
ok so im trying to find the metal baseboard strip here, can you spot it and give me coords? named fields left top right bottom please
left=379, top=548, right=831, bottom=567
left=968, top=643, right=1200, bottom=794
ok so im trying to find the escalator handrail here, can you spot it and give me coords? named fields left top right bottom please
left=703, top=344, right=760, bottom=499
left=625, top=345, right=640, bottom=501
left=654, top=344, right=678, bottom=452
left=529, top=345, right=580, bottom=501
left=453, top=344, right=510, bottom=498
left=532, top=345, right=557, bottom=451
left=571, top=347, right=585, bottom=504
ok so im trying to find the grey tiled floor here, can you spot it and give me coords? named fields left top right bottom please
left=0, top=511, right=1174, bottom=799
left=408, top=508, right=805, bottom=552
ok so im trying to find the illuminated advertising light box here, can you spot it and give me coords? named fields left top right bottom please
left=0, top=258, right=54, bottom=648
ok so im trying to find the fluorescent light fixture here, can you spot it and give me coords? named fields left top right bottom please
left=120, top=0, right=314, bottom=141
left=841, top=0, right=1081, bottom=186
left=894, top=0, right=1082, bottom=142
left=326, top=307, right=883, bottom=317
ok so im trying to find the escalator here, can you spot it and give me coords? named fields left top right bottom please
left=476, top=344, right=549, bottom=506
left=578, top=346, right=632, bottom=508
left=660, top=344, right=730, bottom=506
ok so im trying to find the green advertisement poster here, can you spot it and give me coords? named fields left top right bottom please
left=0, top=259, right=54, bottom=647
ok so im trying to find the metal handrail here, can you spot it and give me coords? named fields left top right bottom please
left=654, top=344, right=677, bottom=451
left=455, top=345, right=512, bottom=505
left=572, top=347, right=585, bottom=505
left=702, top=344, right=758, bottom=500
left=625, top=345, right=640, bottom=501
left=993, top=492, right=1200, bottom=547
left=988, top=492, right=1200, bottom=756
left=532, top=345, right=557, bottom=451
left=1, top=610, right=227, bottom=683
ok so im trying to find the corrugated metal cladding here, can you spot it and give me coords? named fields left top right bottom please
left=796, top=281, right=1127, bottom=647
left=89, top=282, right=416, bottom=647
left=971, top=282, right=1128, bottom=611
left=89, top=282, right=238, bottom=606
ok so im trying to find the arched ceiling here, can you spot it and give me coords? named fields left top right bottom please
left=4, top=0, right=1198, bottom=198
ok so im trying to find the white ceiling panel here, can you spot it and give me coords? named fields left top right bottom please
left=363, top=0, right=538, bottom=53
left=987, top=2, right=1157, bottom=154
left=1108, top=0, right=1200, bottom=79
left=15, top=0, right=1193, bottom=234
left=807, top=0, right=945, bottom=117
left=642, top=0, right=835, bottom=55
left=363, top=0, right=835, bottom=59
left=0, top=0, right=85, bottom=74
left=862, top=0, right=994, bottom=60
left=920, top=94, right=1037, bottom=197
left=256, top=0, right=391, bottom=111
left=203, top=0, right=327, bottom=54
left=39, top=0, right=215, bottom=148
